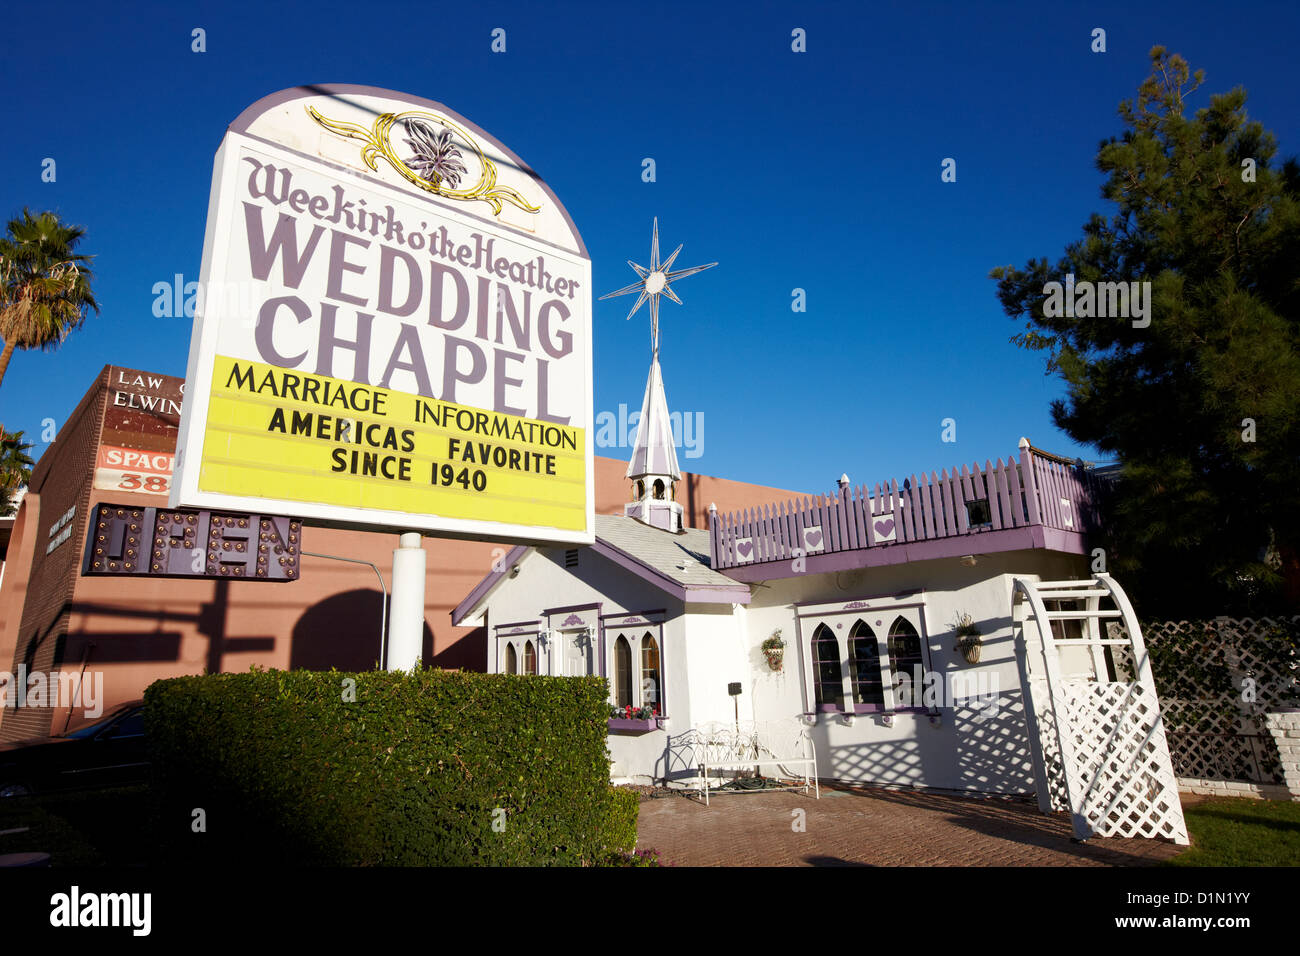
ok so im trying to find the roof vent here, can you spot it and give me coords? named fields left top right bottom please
left=564, top=549, right=579, bottom=568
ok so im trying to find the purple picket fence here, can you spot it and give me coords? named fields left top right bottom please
left=709, top=447, right=1097, bottom=570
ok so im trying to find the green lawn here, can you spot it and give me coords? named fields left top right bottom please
left=1168, top=797, right=1300, bottom=866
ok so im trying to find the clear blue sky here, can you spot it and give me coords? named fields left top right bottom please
left=2, top=0, right=1296, bottom=498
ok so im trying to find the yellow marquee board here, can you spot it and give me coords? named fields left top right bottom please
left=202, top=357, right=585, bottom=530
left=171, top=85, right=594, bottom=544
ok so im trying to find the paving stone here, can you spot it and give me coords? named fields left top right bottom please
left=635, top=784, right=1184, bottom=867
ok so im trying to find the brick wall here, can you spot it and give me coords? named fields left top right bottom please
left=0, top=368, right=107, bottom=741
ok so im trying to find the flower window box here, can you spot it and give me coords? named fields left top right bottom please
left=608, top=704, right=662, bottom=734
left=607, top=717, right=661, bottom=734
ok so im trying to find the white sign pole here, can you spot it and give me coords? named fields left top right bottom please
left=387, top=532, right=426, bottom=671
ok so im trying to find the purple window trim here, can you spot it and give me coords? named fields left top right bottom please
left=810, top=624, right=844, bottom=713
left=600, top=608, right=668, bottom=621
left=494, top=619, right=541, bottom=630
left=602, top=619, right=667, bottom=717
left=798, top=604, right=936, bottom=717
left=794, top=590, right=926, bottom=616
left=805, top=705, right=938, bottom=717
left=543, top=602, right=602, bottom=617
left=612, top=635, right=634, bottom=710
left=596, top=616, right=606, bottom=681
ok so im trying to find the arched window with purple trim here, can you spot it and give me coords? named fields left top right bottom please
left=848, top=620, right=885, bottom=711
left=888, top=616, right=925, bottom=709
left=504, top=643, right=517, bottom=675
left=640, top=633, right=660, bottom=711
left=523, top=640, right=537, bottom=676
left=614, top=636, right=633, bottom=708
left=811, top=623, right=843, bottom=710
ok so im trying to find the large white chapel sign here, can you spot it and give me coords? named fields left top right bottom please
left=172, top=85, right=594, bottom=544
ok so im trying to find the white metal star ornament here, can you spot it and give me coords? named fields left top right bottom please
left=599, top=218, right=716, bottom=359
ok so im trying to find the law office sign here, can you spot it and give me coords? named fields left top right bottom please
left=172, top=85, right=594, bottom=544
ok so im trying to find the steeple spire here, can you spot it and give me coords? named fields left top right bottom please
left=627, top=356, right=681, bottom=482
left=600, top=218, right=715, bottom=533
left=622, top=356, right=683, bottom=531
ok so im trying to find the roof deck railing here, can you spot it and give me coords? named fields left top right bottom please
left=709, top=444, right=1099, bottom=570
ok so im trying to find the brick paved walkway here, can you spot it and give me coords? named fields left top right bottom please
left=635, top=784, right=1185, bottom=866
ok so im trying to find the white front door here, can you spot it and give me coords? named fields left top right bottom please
left=564, top=630, right=592, bottom=676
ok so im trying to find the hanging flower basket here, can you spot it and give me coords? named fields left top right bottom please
left=956, top=636, right=982, bottom=664
left=761, top=631, right=786, bottom=672
left=951, top=612, right=983, bottom=664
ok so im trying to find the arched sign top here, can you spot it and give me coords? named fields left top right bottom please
left=227, top=84, right=588, bottom=260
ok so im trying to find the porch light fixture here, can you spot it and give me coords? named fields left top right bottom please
left=960, top=554, right=978, bottom=567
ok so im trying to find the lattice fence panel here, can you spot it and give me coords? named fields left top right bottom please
left=1026, top=678, right=1069, bottom=812
left=1109, top=616, right=1300, bottom=784
left=1057, top=679, right=1188, bottom=843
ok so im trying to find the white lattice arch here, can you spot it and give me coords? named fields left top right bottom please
left=1014, top=574, right=1189, bottom=845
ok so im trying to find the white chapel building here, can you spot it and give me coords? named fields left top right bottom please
left=451, top=335, right=1151, bottom=801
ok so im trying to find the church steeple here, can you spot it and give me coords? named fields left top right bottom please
left=598, top=218, right=716, bottom=534
left=624, top=356, right=683, bottom=531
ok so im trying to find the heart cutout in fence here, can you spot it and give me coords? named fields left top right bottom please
left=874, top=518, right=896, bottom=539
left=737, top=540, right=754, bottom=558
left=804, top=529, right=823, bottom=548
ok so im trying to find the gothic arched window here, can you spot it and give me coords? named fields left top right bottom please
left=811, top=624, right=843, bottom=710
left=640, top=633, right=660, bottom=710
left=614, top=636, right=633, bottom=708
left=848, top=620, right=885, bottom=711
left=888, top=616, right=925, bottom=709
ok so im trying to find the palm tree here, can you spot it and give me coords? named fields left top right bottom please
left=0, top=208, right=99, bottom=390
left=0, top=428, right=34, bottom=517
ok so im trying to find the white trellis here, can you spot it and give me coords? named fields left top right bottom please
left=1014, top=574, right=1189, bottom=845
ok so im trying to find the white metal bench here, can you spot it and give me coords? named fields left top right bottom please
left=694, top=720, right=820, bottom=806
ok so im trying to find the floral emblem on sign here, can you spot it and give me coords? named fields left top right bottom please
left=306, top=106, right=540, bottom=216
left=401, top=118, right=468, bottom=188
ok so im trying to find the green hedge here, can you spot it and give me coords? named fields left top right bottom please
left=143, top=668, right=636, bottom=866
